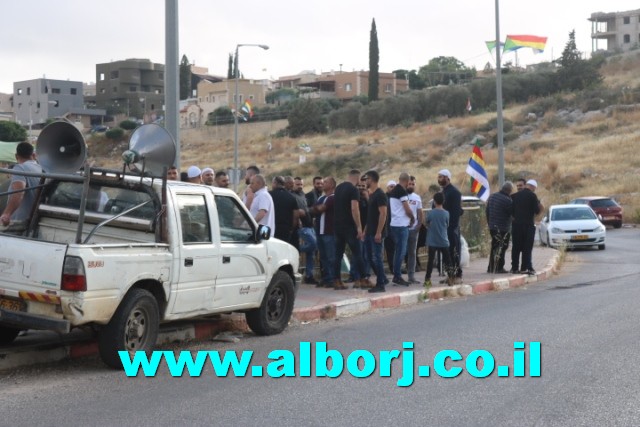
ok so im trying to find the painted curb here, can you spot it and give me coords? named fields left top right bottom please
left=1, top=250, right=560, bottom=371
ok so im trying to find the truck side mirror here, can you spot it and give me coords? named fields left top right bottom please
left=256, top=225, right=271, bottom=241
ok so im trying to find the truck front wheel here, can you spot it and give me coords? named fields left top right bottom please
left=0, top=325, right=20, bottom=345
left=246, top=271, right=294, bottom=336
left=98, top=288, right=159, bottom=369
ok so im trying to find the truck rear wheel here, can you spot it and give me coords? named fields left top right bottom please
left=246, top=271, right=294, bottom=336
left=98, top=288, right=159, bottom=369
left=0, top=325, right=21, bottom=345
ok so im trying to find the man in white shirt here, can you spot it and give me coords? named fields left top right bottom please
left=406, top=175, right=424, bottom=284
left=247, top=174, right=275, bottom=234
left=388, top=172, right=415, bottom=286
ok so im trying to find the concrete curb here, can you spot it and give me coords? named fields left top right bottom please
left=0, top=252, right=561, bottom=371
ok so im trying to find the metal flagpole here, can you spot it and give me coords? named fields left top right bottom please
left=495, top=0, right=505, bottom=187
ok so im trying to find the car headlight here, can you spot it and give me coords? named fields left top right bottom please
left=551, top=227, right=564, bottom=233
left=595, top=225, right=605, bottom=233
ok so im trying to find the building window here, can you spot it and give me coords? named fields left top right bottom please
left=385, top=83, right=392, bottom=93
left=345, top=83, right=352, bottom=92
left=52, top=88, right=61, bottom=94
left=623, top=16, right=630, bottom=24
left=100, top=88, right=106, bottom=94
left=624, top=34, right=631, bottom=43
left=17, top=88, right=22, bottom=95
left=70, top=88, right=77, bottom=95
left=110, top=71, right=119, bottom=79
left=99, top=73, right=105, bottom=81
left=27, top=87, right=31, bottom=95
left=159, top=72, right=164, bottom=80
left=129, top=86, right=137, bottom=92
left=249, top=95, right=254, bottom=100
left=113, top=87, right=118, bottom=93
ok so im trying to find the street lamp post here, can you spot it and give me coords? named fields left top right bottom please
left=233, top=43, right=269, bottom=192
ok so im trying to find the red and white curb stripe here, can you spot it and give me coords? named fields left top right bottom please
left=0, top=253, right=560, bottom=371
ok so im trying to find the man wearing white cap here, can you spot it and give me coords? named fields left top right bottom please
left=437, top=168, right=463, bottom=283
left=510, top=179, right=543, bottom=275
left=201, top=167, right=215, bottom=186
left=187, top=165, right=202, bottom=184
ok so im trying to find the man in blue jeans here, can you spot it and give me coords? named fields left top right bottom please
left=388, top=172, right=416, bottom=286
left=311, top=177, right=337, bottom=288
left=363, top=170, right=389, bottom=293
left=291, top=177, right=317, bottom=284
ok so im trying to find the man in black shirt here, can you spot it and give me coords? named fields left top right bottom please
left=486, top=181, right=514, bottom=274
left=292, top=177, right=317, bottom=284
left=438, top=169, right=463, bottom=283
left=363, top=170, right=388, bottom=293
left=333, top=169, right=367, bottom=290
left=511, top=179, right=543, bottom=275
left=269, top=176, right=299, bottom=242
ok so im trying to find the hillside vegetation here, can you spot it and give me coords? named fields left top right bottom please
left=88, top=51, right=640, bottom=224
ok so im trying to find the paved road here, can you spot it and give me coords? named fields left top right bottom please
left=1, top=228, right=638, bottom=426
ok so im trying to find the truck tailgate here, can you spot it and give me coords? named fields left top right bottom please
left=0, top=236, right=67, bottom=293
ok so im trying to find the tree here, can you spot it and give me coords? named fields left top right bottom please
left=368, top=18, right=380, bottom=101
left=555, top=30, right=603, bottom=91
left=393, top=69, right=425, bottom=90
left=0, top=122, right=27, bottom=142
left=179, top=54, right=192, bottom=100
left=287, top=99, right=327, bottom=137
left=227, top=53, right=233, bottom=79
left=418, top=56, right=475, bottom=87
left=233, top=52, right=239, bottom=79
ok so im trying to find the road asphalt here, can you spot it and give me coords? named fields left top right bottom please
left=0, top=246, right=559, bottom=371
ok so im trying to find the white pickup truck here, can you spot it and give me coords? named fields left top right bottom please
left=0, top=168, right=300, bottom=368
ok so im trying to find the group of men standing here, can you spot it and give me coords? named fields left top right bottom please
left=169, top=161, right=544, bottom=290
left=166, top=164, right=231, bottom=188
left=300, top=168, right=466, bottom=293
left=485, top=178, right=543, bottom=276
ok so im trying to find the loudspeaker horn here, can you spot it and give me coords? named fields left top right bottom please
left=36, top=120, right=87, bottom=174
left=123, top=124, right=176, bottom=177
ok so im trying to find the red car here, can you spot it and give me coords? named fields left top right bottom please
left=568, top=197, right=623, bottom=228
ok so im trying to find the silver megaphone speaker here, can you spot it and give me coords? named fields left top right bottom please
left=122, top=124, right=176, bottom=177
left=36, top=121, right=87, bottom=174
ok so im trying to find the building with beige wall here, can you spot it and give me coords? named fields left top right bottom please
left=277, top=70, right=409, bottom=101
left=197, top=79, right=269, bottom=120
left=590, top=9, right=640, bottom=52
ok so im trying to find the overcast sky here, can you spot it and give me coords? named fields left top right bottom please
left=1, top=1, right=638, bottom=94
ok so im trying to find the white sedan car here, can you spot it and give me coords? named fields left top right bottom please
left=538, top=204, right=606, bottom=250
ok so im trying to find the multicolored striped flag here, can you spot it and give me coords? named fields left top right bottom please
left=504, top=35, right=548, bottom=53
left=241, top=100, right=254, bottom=118
left=466, top=138, right=490, bottom=202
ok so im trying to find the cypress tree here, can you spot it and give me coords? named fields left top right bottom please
left=368, top=18, right=379, bottom=101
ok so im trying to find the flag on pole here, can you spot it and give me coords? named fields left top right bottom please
left=504, top=35, right=548, bottom=53
left=485, top=40, right=505, bottom=54
left=466, top=138, right=490, bottom=202
left=241, top=100, right=254, bottom=118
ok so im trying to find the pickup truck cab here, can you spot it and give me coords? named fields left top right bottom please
left=0, top=169, right=300, bottom=368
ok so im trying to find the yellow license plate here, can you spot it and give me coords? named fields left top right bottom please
left=0, top=297, right=26, bottom=312
left=572, top=235, right=588, bottom=240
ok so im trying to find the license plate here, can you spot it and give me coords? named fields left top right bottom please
left=0, top=297, right=26, bottom=312
left=572, top=235, right=588, bottom=241
left=604, top=216, right=615, bottom=220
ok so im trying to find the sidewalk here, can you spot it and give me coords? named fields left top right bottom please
left=0, top=247, right=560, bottom=371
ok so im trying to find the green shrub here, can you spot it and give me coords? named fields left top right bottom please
left=119, top=120, right=138, bottom=130
left=105, top=128, right=125, bottom=140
